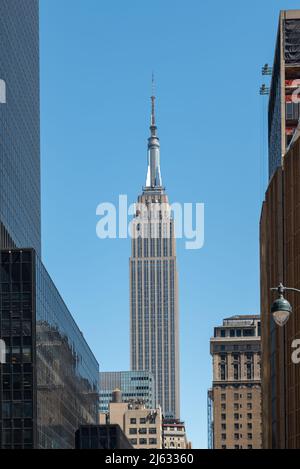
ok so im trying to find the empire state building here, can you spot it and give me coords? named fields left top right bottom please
left=130, top=92, right=180, bottom=419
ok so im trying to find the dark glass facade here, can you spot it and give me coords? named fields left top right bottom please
left=0, top=0, right=41, bottom=253
left=75, top=425, right=133, bottom=450
left=0, top=249, right=99, bottom=449
left=0, top=1, right=101, bottom=449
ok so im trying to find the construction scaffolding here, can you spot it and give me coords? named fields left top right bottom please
left=207, top=389, right=214, bottom=449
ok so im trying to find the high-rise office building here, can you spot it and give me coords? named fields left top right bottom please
left=99, top=371, right=155, bottom=413
left=268, top=10, right=300, bottom=180
left=260, top=9, right=300, bottom=449
left=0, top=0, right=41, bottom=253
left=261, top=126, right=300, bottom=449
left=209, top=315, right=262, bottom=449
left=0, top=2, right=100, bottom=448
left=130, top=93, right=180, bottom=419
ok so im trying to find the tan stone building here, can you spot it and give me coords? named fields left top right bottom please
left=108, top=389, right=162, bottom=449
left=209, top=316, right=262, bottom=449
left=162, top=419, right=190, bottom=449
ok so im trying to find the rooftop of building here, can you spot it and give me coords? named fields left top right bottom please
left=163, top=419, right=185, bottom=425
left=223, top=315, right=260, bottom=321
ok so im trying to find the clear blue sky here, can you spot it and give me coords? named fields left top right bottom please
left=39, top=0, right=300, bottom=449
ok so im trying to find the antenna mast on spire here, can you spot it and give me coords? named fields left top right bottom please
left=151, top=73, right=156, bottom=127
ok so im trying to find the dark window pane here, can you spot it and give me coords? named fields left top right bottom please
left=13, top=429, right=22, bottom=444
left=12, top=252, right=20, bottom=263
left=11, top=264, right=21, bottom=282
left=3, top=374, right=11, bottom=390
left=22, top=263, right=31, bottom=281
left=13, top=374, right=22, bottom=390
left=1, top=263, right=10, bottom=282
left=24, top=429, right=33, bottom=444
left=12, top=403, right=22, bottom=418
left=22, top=347, right=32, bottom=363
left=13, top=419, right=22, bottom=428
left=2, top=402, right=12, bottom=418
left=1, top=253, right=10, bottom=263
left=24, top=402, right=33, bottom=418
left=2, top=430, right=12, bottom=445
left=11, top=346, right=21, bottom=363
left=24, top=419, right=33, bottom=428
left=22, top=252, right=32, bottom=263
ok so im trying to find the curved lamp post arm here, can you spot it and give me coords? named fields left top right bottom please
left=270, top=283, right=300, bottom=295
left=284, top=287, right=300, bottom=294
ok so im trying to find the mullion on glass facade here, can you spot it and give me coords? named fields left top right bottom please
left=0, top=249, right=99, bottom=449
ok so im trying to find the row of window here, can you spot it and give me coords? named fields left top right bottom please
left=217, top=328, right=256, bottom=338
left=0, top=429, right=33, bottom=446
left=222, top=444, right=254, bottom=449
left=221, top=413, right=254, bottom=420
left=2, top=402, right=33, bottom=419
left=213, top=345, right=260, bottom=353
left=221, top=433, right=253, bottom=440
left=221, top=403, right=253, bottom=410
left=129, top=438, right=157, bottom=445
left=219, top=363, right=256, bottom=380
left=221, top=392, right=253, bottom=400
left=129, top=427, right=157, bottom=435
left=221, top=423, right=253, bottom=430
left=130, top=417, right=155, bottom=425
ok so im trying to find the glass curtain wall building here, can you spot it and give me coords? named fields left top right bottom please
left=0, top=0, right=41, bottom=253
left=99, top=371, right=155, bottom=413
left=0, top=249, right=99, bottom=449
left=0, top=1, right=100, bottom=448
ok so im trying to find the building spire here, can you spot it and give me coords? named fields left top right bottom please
left=145, top=75, right=163, bottom=190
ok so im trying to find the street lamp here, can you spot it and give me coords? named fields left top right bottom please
left=270, top=283, right=300, bottom=326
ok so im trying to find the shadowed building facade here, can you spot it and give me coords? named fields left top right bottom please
left=261, top=129, right=300, bottom=448
left=0, top=1, right=100, bottom=448
left=260, top=9, right=300, bottom=449
left=130, top=94, right=180, bottom=419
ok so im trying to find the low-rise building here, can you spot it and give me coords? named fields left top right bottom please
left=108, top=389, right=162, bottom=449
left=75, top=425, right=133, bottom=449
left=162, top=419, right=190, bottom=449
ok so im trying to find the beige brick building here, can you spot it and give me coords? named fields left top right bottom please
left=108, top=389, right=162, bottom=449
left=162, top=419, right=190, bottom=449
left=209, top=316, right=262, bottom=449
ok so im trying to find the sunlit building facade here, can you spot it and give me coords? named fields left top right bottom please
left=130, top=94, right=180, bottom=419
left=209, top=315, right=262, bottom=449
